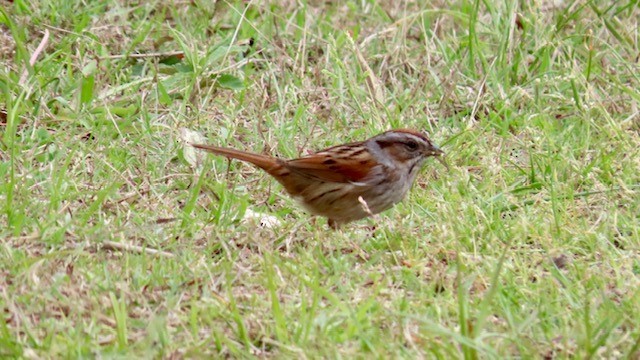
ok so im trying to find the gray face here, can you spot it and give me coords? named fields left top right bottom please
left=366, top=130, right=443, bottom=169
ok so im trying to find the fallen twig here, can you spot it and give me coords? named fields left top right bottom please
left=101, top=240, right=175, bottom=258
left=101, top=50, right=184, bottom=60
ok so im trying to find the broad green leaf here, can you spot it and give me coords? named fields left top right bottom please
left=216, top=74, right=244, bottom=90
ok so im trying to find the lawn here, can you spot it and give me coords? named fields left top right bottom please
left=1, top=0, right=639, bottom=358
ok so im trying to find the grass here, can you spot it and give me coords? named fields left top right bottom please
left=1, top=0, right=639, bottom=357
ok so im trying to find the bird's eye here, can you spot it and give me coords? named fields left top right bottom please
left=405, top=140, right=419, bottom=151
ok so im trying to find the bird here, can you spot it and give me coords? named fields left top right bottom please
left=192, top=129, right=445, bottom=228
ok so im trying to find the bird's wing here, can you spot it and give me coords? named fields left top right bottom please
left=285, top=145, right=379, bottom=185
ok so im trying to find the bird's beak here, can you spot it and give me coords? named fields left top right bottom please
left=427, top=145, right=449, bottom=170
left=429, top=144, right=444, bottom=156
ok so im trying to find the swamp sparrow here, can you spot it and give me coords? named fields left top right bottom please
left=192, top=129, right=445, bottom=228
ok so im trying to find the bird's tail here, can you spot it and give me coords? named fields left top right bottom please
left=190, top=143, right=280, bottom=171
